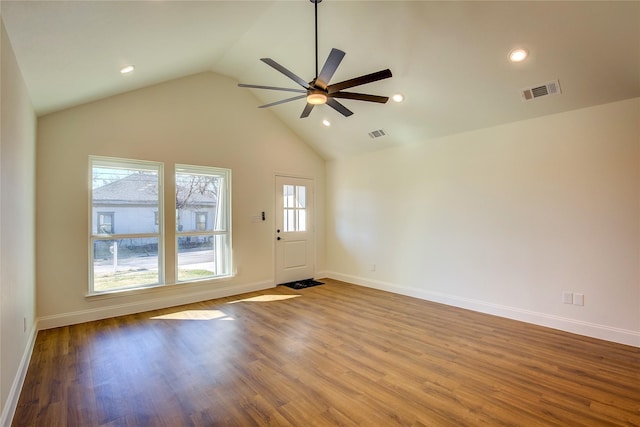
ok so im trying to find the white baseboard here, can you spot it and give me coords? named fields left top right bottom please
left=315, top=270, right=330, bottom=281
left=38, top=279, right=275, bottom=330
left=1, top=323, right=38, bottom=427
left=326, top=271, right=640, bottom=348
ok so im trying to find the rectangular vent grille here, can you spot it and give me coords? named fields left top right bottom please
left=368, top=129, right=387, bottom=139
left=521, top=80, right=561, bottom=102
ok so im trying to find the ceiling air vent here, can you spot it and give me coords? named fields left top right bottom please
left=368, top=129, right=387, bottom=139
left=521, top=80, right=561, bottom=102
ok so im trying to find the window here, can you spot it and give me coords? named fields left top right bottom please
left=196, top=212, right=207, bottom=231
left=90, top=157, right=163, bottom=293
left=176, top=164, right=231, bottom=282
left=97, top=212, right=114, bottom=234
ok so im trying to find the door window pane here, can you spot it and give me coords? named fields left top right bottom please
left=283, top=184, right=307, bottom=232
left=284, top=185, right=294, bottom=208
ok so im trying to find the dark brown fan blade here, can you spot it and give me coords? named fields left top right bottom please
left=326, top=97, right=354, bottom=117
left=260, top=58, right=311, bottom=89
left=258, top=95, right=307, bottom=109
left=238, top=83, right=306, bottom=94
left=300, top=103, right=315, bottom=118
left=331, top=92, right=389, bottom=103
left=327, top=69, right=392, bottom=94
left=315, top=48, right=346, bottom=90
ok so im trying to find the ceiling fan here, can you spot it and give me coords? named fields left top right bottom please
left=238, top=0, right=392, bottom=118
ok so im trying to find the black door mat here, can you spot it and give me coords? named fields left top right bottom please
left=280, top=279, right=324, bottom=290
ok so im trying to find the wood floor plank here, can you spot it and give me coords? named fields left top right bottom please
left=12, top=279, right=640, bottom=426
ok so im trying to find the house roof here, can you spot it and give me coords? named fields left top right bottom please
left=93, top=173, right=215, bottom=206
left=2, top=1, right=639, bottom=159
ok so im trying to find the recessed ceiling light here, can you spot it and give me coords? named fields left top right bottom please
left=392, top=93, right=404, bottom=103
left=508, top=49, right=528, bottom=63
left=322, top=119, right=331, bottom=127
left=120, top=65, right=135, bottom=74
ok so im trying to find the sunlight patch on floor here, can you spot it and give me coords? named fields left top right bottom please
left=151, top=309, right=233, bottom=321
left=227, top=294, right=301, bottom=304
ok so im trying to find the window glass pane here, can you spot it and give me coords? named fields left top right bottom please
left=296, top=186, right=306, bottom=208
left=176, top=172, right=220, bottom=232
left=283, top=185, right=294, bottom=208
left=92, top=167, right=159, bottom=234
left=282, top=184, right=308, bottom=232
left=93, top=238, right=159, bottom=292
left=90, top=157, right=163, bottom=294
left=175, top=164, right=232, bottom=282
left=284, top=209, right=295, bottom=232
left=297, top=209, right=307, bottom=232
left=213, top=234, right=230, bottom=276
left=177, top=236, right=215, bottom=282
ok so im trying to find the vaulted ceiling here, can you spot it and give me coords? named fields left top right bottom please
left=2, top=1, right=639, bottom=159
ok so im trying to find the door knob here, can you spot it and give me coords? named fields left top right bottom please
left=277, top=236, right=282, bottom=241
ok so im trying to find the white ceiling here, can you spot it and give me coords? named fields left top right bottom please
left=2, top=0, right=639, bottom=159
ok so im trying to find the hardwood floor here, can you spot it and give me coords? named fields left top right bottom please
left=13, top=279, right=640, bottom=426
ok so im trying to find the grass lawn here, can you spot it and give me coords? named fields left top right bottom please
left=94, top=269, right=214, bottom=291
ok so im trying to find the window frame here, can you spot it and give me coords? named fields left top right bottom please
left=89, top=156, right=164, bottom=295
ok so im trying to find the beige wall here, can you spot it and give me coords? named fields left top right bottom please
left=36, top=72, right=325, bottom=327
left=326, top=98, right=640, bottom=347
left=0, top=18, right=37, bottom=424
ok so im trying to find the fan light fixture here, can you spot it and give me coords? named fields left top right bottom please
left=307, top=92, right=328, bottom=105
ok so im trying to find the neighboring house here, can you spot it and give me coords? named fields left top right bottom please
left=92, top=172, right=217, bottom=247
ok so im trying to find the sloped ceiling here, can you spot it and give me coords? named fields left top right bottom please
left=2, top=0, right=639, bottom=159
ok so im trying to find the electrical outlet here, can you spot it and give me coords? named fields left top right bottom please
left=370, top=264, right=376, bottom=272
left=562, top=291, right=573, bottom=304
left=23, top=317, right=27, bottom=332
left=573, top=293, right=584, bottom=306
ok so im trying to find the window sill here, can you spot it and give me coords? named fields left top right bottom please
left=85, top=275, right=234, bottom=301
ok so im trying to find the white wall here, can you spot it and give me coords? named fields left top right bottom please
left=326, top=98, right=640, bottom=347
left=36, top=71, right=325, bottom=327
left=0, top=18, right=37, bottom=426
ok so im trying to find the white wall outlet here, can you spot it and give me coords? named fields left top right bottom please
left=370, top=264, right=376, bottom=272
left=23, top=317, right=27, bottom=332
left=562, top=291, right=573, bottom=304
left=573, top=293, right=584, bottom=306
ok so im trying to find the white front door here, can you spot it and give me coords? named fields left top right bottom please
left=275, top=176, right=315, bottom=285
